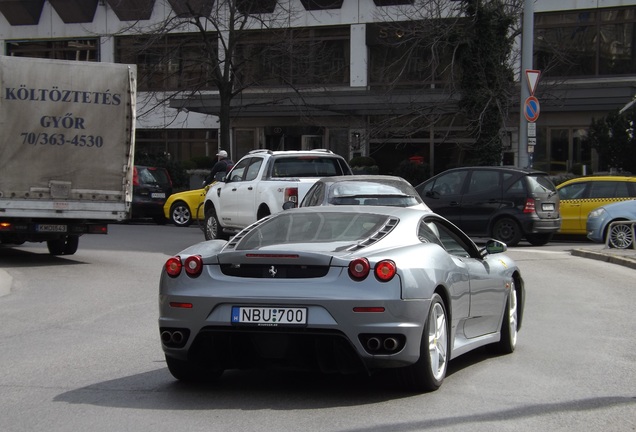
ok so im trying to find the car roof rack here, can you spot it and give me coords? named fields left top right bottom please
left=248, top=149, right=274, bottom=155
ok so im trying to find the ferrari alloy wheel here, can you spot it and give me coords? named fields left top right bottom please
left=397, top=293, right=449, bottom=392
left=170, top=201, right=192, bottom=227
left=492, top=217, right=522, bottom=247
left=426, top=297, right=449, bottom=382
left=490, top=282, right=518, bottom=354
left=608, top=223, right=633, bottom=249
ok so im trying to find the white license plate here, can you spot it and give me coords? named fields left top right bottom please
left=231, top=306, right=307, bottom=326
left=151, top=193, right=166, bottom=199
left=542, top=203, right=555, bottom=211
left=36, top=224, right=67, bottom=232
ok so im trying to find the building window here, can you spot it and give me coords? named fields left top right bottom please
left=234, top=27, right=350, bottom=87
left=532, top=128, right=592, bottom=174
left=535, top=7, right=636, bottom=78
left=5, top=39, right=99, bottom=61
left=115, top=33, right=217, bottom=92
left=136, top=129, right=218, bottom=163
left=367, top=23, right=455, bottom=87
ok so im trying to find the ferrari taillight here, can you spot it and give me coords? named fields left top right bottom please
left=165, top=255, right=203, bottom=278
left=184, top=255, right=203, bottom=277
left=349, top=258, right=396, bottom=282
left=375, top=260, right=396, bottom=281
left=165, top=257, right=183, bottom=277
left=349, top=258, right=370, bottom=280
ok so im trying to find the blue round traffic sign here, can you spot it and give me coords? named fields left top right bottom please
left=524, top=96, right=540, bottom=122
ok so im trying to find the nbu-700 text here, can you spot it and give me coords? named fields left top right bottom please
left=21, top=132, right=104, bottom=148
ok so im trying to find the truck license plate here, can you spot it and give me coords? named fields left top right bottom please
left=231, top=306, right=307, bottom=326
left=36, top=224, right=67, bottom=233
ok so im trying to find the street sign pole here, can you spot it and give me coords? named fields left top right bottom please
left=518, top=0, right=534, bottom=168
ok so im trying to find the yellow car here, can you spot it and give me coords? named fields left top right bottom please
left=163, top=184, right=210, bottom=227
left=556, top=176, right=636, bottom=234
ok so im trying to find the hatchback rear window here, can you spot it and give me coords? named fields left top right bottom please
left=527, top=175, right=556, bottom=194
left=137, top=166, right=172, bottom=187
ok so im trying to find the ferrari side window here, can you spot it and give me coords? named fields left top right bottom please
left=417, top=220, right=443, bottom=247
left=427, top=219, right=471, bottom=257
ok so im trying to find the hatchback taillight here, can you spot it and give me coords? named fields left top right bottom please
left=523, top=198, right=536, bottom=214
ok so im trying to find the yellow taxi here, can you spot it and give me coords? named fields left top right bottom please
left=163, top=184, right=210, bottom=227
left=556, top=176, right=636, bottom=234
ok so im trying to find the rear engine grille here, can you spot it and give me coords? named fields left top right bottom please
left=189, top=327, right=366, bottom=374
left=220, top=264, right=329, bottom=278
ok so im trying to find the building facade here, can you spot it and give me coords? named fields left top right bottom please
left=1, top=0, right=635, bottom=176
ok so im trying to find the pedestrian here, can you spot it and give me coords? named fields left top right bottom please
left=203, top=150, right=234, bottom=186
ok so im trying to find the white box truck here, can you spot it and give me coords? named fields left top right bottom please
left=0, top=56, right=136, bottom=255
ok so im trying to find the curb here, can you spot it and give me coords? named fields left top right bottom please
left=0, top=269, right=12, bottom=297
left=571, top=249, right=636, bottom=270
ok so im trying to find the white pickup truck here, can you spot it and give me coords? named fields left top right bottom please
left=202, top=149, right=353, bottom=240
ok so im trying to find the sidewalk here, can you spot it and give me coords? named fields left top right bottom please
left=0, top=269, right=11, bottom=297
left=570, top=244, right=636, bottom=270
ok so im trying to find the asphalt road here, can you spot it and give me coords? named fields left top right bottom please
left=0, top=223, right=634, bottom=432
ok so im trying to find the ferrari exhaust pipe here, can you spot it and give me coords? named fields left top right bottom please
left=161, top=331, right=172, bottom=344
left=366, top=337, right=381, bottom=352
left=383, top=337, right=399, bottom=351
left=171, top=331, right=184, bottom=344
left=161, top=330, right=185, bottom=346
left=383, top=337, right=399, bottom=352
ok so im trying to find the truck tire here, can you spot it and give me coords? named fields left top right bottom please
left=47, top=235, right=79, bottom=255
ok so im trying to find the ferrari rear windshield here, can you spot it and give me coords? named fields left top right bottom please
left=236, top=212, right=393, bottom=250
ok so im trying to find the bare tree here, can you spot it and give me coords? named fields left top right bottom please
left=119, top=0, right=303, bottom=151
left=371, top=0, right=523, bottom=166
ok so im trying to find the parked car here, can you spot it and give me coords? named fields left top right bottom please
left=415, top=166, right=560, bottom=246
left=163, top=185, right=209, bottom=227
left=587, top=199, right=636, bottom=249
left=556, top=176, right=636, bottom=235
left=292, top=175, right=431, bottom=211
left=159, top=206, right=524, bottom=392
left=132, top=166, right=173, bottom=224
